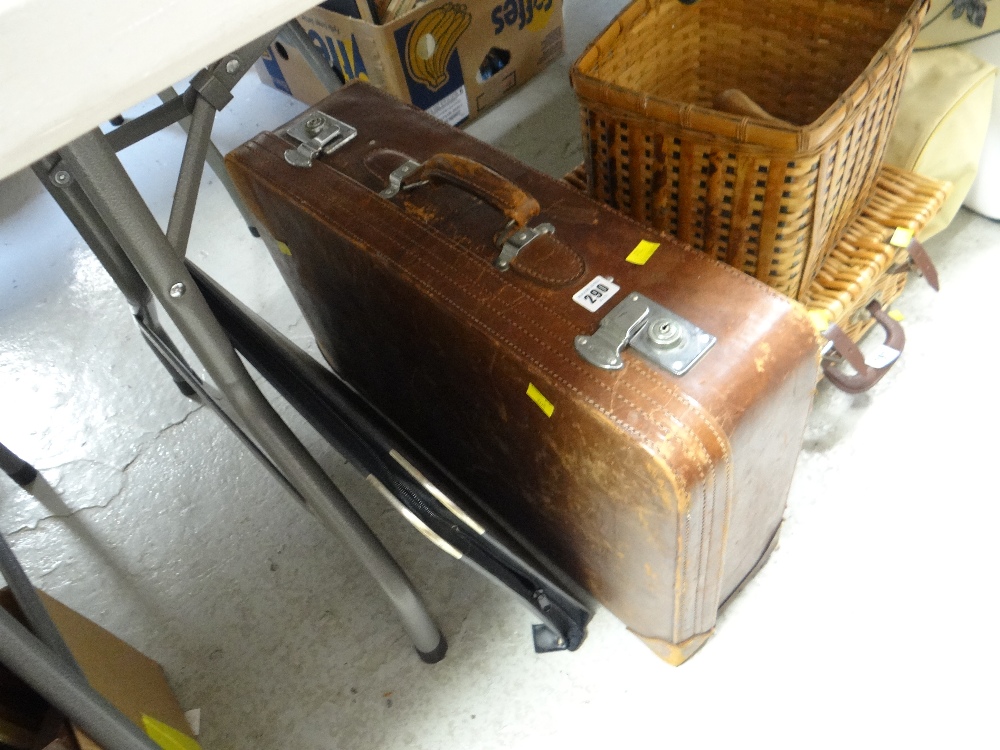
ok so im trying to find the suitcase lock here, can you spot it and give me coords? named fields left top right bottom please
left=284, top=113, right=358, bottom=168
left=575, top=293, right=716, bottom=375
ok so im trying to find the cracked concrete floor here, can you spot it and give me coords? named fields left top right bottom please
left=2, top=2, right=999, bottom=747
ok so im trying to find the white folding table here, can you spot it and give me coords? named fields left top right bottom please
left=0, top=7, right=453, bottom=742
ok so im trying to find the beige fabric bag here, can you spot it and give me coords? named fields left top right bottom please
left=884, top=47, right=996, bottom=238
left=958, top=36, right=1000, bottom=217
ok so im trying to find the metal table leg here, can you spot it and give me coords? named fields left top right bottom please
left=0, top=528, right=156, bottom=750
left=56, top=129, right=446, bottom=662
left=0, top=441, right=38, bottom=488
left=31, top=155, right=198, bottom=399
left=23, top=27, right=443, bottom=661
left=157, top=86, right=263, bottom=237
left=0, top=607, right=162, bottom=750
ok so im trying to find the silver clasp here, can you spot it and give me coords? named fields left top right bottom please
left=495, top=222, right=555, bottom=271
left=284, top=112, right=357, bottom=168
left=575, top=292, right=716, bottom=375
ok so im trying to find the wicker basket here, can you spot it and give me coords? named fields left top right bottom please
left=570, top=0, right=929, bottom=301
left=803, top=164, right=949, bottom=340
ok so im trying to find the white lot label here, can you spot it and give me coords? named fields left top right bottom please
left=572, top=275, right=620, bottom=312
left=427, top=86, right=470, bottom=126
left=865, top=344, right=901, bottom=369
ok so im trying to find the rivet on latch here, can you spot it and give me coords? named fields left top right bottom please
left=51, top=170, right=72, bottom=187
left=225, top=59, right=240, bottom=74
left=304, top=115, right=326, bottom=137
left=169, top=282, right=186, bottom=298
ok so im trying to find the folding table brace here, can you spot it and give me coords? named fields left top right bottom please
left=31, top=26, right=447, bottom=662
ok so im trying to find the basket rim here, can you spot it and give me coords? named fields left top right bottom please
left=569, top=0, right=930, bottom=152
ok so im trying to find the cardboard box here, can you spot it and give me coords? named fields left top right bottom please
left=256, top=0, right=565, bottom=125
left=0, top=589, right=197, bottom=750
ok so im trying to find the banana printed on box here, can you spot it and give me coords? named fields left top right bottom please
left=255, top=0, right=565, bottom=126
left=405, top=3, right=473, bottom=91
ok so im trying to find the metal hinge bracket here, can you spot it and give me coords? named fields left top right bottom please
left=495, top=223, right=555, bottom=270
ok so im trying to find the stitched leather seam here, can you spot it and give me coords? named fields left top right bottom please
left=406, top=220, right=588, bottom=328
left=514, top=239, right=587, bottom=286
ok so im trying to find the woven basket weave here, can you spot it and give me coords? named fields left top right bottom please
left=570, top=0, right=929, bottom=301
left=804, top=164, right=949, bottom=341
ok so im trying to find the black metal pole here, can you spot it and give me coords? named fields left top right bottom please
left=0, top=441, right=38, bottom=487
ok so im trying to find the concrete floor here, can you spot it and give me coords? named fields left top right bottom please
left=2, top=2, right=998, bottom=747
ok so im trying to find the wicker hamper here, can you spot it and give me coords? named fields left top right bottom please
left=804, top=164, right=949, bottom=391
left=570, top=0, right=929, bottom=301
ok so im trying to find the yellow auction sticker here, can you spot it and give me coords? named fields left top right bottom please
left=142, top=715, right=202, bottom=750
left=626, top=240, right=660, bottom=265
left=526, top=383, right=555, bottom=417
left=889, top=227, right=914, bottom=248
left=276, top=241, right=293, bottom=256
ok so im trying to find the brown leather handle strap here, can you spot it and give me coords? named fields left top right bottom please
left=822, top=300, right=906, bottom=394
left=412, top=153, right=540, bottom=229
left=905, top=238, right=939, bottom=291
left=887, top=238, right=939, bottom=291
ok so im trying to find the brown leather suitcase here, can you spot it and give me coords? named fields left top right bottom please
left=225, top=82, right=820, bottom=665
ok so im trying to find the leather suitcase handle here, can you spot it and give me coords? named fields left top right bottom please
left=377, top=151, right=584, bottom=286
left=411, top=154, right=541, bottom=229
left=822, top=300, right=906, bottom=394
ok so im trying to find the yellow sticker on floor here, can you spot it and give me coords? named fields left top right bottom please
left=888, top=309, right=905, bottom=322
left=277, top=241, right=293, bottom=256
left=889, top=227, right=914, bottom=248
left=526, top=383, right=554, bottom=417
left=143, top=715, right=202, bottom=750
left=626, top=240, right=660, bottom=265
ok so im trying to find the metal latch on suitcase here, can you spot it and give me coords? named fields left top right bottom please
left=284, top=113, right=358, bottom=168
left=574, top=292, right=716, bottom=375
